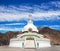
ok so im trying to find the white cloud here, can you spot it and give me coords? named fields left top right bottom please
left=0, top=22, right=25, bottom=32
left=51, top=1, right=60, bottom=7
left=0, top=10, right=60, bottom=21
left=42, top=25, right=60, bottom=30
left=43, top=25, right=60, bottom=30
left=0, top=1, right=60, bottom=21
left=49, top=25, right=60, bottom=28
left=0, top=27, right=22, bottom=31
left=32, top=11, right=60, bottom=20
left=0, top=23, right=25, bottom=25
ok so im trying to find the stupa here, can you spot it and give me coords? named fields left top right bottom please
left=9, top=15, right=51, bottom=48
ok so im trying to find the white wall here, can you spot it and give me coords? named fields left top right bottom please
left=35, top=41, right=51, bottom=48
left=9, top=40, right=24, bottom=48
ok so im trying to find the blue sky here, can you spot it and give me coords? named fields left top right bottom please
left=0, top=0, right=60, bottom=33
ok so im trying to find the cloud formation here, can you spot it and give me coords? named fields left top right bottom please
left=49, top=25, right=60, bottom=30
left=0, top=1, right=60, bottom=33
left=0, top=1, right=60, bottom=21
left=0, top=23, right=25, bottom=25
left=0, top=27, right=22, bottom=32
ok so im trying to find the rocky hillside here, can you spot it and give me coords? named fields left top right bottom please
left=38, top=27, right=60, bottom=45
left=0, top=31, right=20, bottom=46
left=0, top=27, right=60, bottom=46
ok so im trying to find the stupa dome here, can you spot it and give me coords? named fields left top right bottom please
left=22, top=15, right=38, bottom=32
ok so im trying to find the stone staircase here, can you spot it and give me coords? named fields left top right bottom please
left=24, top=40, right=36, bottom=48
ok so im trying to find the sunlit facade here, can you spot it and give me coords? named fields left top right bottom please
left=9, top=15, right=51, bottom=48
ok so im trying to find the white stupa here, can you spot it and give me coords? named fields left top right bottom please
left=22, top=15, right=38, bottom=32
left=9, top=15, right=51, bottom=48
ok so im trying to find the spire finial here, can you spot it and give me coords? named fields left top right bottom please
left=29, top=14, right=32, bottom=20
left=29, top=14, right=32, bottom=17
left=28, top=14, right=33, bottom=23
